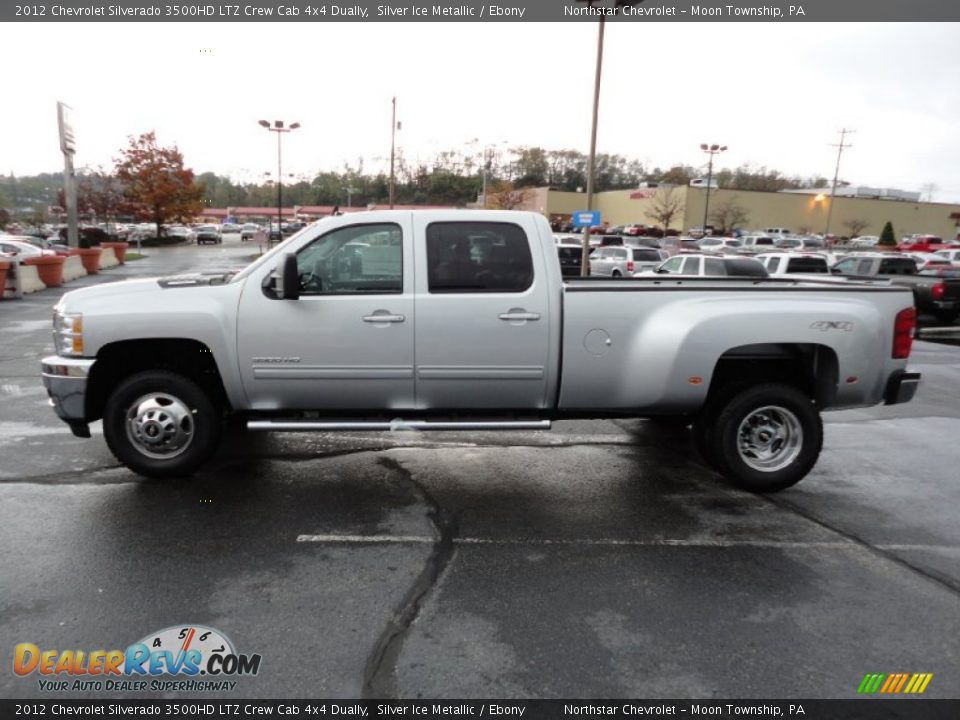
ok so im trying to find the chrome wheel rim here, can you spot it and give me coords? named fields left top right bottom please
left=736, top=405, right=802, bottom=472
left=125, top=392, right=195, bottom=460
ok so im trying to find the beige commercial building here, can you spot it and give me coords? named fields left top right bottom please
left=525, top=186, right=960, bottom=240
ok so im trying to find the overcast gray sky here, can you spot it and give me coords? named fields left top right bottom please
left=3, top=22, right=959, bottom=201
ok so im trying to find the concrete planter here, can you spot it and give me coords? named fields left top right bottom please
left=101, top=241, right=129, bottom=264
left=23, top=255, right=66, bottom=287
left=0, top=260, right=9, bottom=299
left=72, top=247, right=103, bottom=274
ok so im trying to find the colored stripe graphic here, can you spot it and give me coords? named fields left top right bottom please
left=858, top=672, right=932, bottom=694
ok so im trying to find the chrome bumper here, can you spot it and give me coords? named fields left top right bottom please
left=41, top=356, right=95, bottom=431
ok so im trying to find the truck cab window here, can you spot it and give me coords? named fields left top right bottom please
left=295, top=223, right=403, bottom=295
left=426, top=222, right=534, bottom=293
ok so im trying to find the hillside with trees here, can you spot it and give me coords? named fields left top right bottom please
left=0, top=143, right=830, bottom=225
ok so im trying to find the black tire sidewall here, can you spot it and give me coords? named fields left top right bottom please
left=709, top=383, right=822, bottom=493
left=103, top=370, right=221, bottom=479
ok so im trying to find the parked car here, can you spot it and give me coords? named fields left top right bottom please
left=22, top=236, right=71, bottom=256
left=755, top=253, right=831, bottom=277
left=895, top=234, right=960, bottom=253
left=599, top=235, right=661, bottom=250
left=849, top=235, right=880, bottom=248
left=934, top=249, right=960, bottom=264
left=241, top=223, right=260, bottom=241
left=590, top=246, right=668, bottom=277
left=220, top=223, right=242, bottom=234
left=647, top=253, right=768, bottom=277
left=164, top=226, right=197, bottom=244
left=622, top=236, right=663, bottom=250
left=557, top=243, right=589, bottom=277
left=622, top=224, right=654, bottom=237
left=698, top=236, right=743, bottom=252
left=830, top=252, right=960, bottom=323
left=41, top=209, right=920, bottom=492
left=195, top=224, right=222, bottom=245
left=736, top=235, right=777, bottom=254
left=903, top=252, right=954, bottom=271
left=773, top=235, right=826, bottom=251
left=0, top=238, right=57, bottom=258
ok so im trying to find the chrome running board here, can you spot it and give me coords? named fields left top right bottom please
left=246, top=419, right=552, bottom=432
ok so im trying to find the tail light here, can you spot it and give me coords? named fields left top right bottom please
left=627, top=260, right=634, bottom=273
left=931, top=282, right=945, bottom=300
left=892, top=307, right=916, bottom=359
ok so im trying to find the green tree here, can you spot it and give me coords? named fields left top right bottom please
left=879, top=221, right=896, bottom=247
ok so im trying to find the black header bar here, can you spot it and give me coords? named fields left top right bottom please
left=5, top=0, right=960, bottom=22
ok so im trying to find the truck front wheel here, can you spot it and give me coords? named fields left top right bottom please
left=708, top=383, right=822, bottom=493
left=103, top=370, right=222, bottom=478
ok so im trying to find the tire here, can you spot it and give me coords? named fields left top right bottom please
left=707, top=383, right=822, bottom=493
left=611, top=270, right=622, bottom=278
left=103, top=370, right=222, bottom=479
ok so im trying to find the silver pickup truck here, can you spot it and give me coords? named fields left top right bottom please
left=42, top=210, right=921, bottom=492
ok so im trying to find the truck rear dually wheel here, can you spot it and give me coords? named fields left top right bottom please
left=708, top=383, right=822, bottom=493
left=103, top=370, right=222, bottom=478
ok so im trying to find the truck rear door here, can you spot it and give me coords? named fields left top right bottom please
left=412, top=214, right=553, bottom=410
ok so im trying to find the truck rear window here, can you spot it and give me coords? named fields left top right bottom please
left=427, top=222, right=534, bottom=293
left=786, top=258, right=828, bottom=273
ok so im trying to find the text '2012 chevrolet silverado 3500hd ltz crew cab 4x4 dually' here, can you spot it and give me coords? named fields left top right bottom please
left=42, top=210, right=921, bottom=493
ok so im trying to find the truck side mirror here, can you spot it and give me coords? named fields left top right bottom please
left=275, top=253, right=300, bottom=300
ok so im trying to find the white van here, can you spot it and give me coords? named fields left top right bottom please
left=689, top=178, right=718, bottom=189
left=764, top=227, right=792, bottom=236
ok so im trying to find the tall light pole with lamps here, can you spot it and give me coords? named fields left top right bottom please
left=258, top=119, right=300, bottom=242
left=700, top=143, right=727, bottom=234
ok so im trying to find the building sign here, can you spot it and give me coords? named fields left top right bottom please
left=572, top=210, right=600, bottom=228
left=57, top=102, right=75, bottom=155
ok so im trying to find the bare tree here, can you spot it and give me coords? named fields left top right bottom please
left=843, top=218, right=869, bottom=237
left=644, top=187, right=684, bottom=234
left=485, top=181, right=536, bottom=210
left=708, top=196, right=750, bottom=235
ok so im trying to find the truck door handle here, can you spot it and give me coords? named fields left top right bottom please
left=362, top=312, right=405, bottom=323
left=498, top=311, right=540, bottom=322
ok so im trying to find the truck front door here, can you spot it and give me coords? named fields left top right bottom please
left=236, top=219, right=415, bottom=410
left=412, top=216, right=552, bottom=410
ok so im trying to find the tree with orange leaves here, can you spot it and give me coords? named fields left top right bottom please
left=114, top=132, right=204, bottom=240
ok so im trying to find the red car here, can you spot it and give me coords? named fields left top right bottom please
left=895, top=234, right=960, bottom=253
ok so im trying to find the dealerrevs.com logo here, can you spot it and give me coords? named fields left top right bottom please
left=13, top=625, right=262, bottom=693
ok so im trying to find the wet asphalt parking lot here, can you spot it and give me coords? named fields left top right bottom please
left=1, top=234, right=958, bottom=700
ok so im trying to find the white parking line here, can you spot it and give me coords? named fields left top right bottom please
left=295, top=534, right=960, bottom=552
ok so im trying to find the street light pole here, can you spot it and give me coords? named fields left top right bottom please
left=258, top=119, right=300, bottom=243
left=700, top=143, right=727, bottom=234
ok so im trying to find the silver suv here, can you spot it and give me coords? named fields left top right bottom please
left=590, top=246, right=668, bottom=277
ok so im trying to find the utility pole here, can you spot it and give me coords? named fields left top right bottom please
left=581, top=17, right=605, bottom=277
left=824, top=128, right=854, bottom=241
left=389, top=97, right=397, bottom=209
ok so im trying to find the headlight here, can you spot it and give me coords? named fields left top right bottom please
left=53, top=309, right=84, bottom=356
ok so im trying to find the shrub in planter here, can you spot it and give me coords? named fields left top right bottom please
left=0, top=260, right=10, bottom=299
left=78, top=227, right=111, bottom=249
left=71, top=247, right=103, bottom=274
left=100, top=241, right=130, bottom=263
left=23, top=255, right=66, bottom=287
